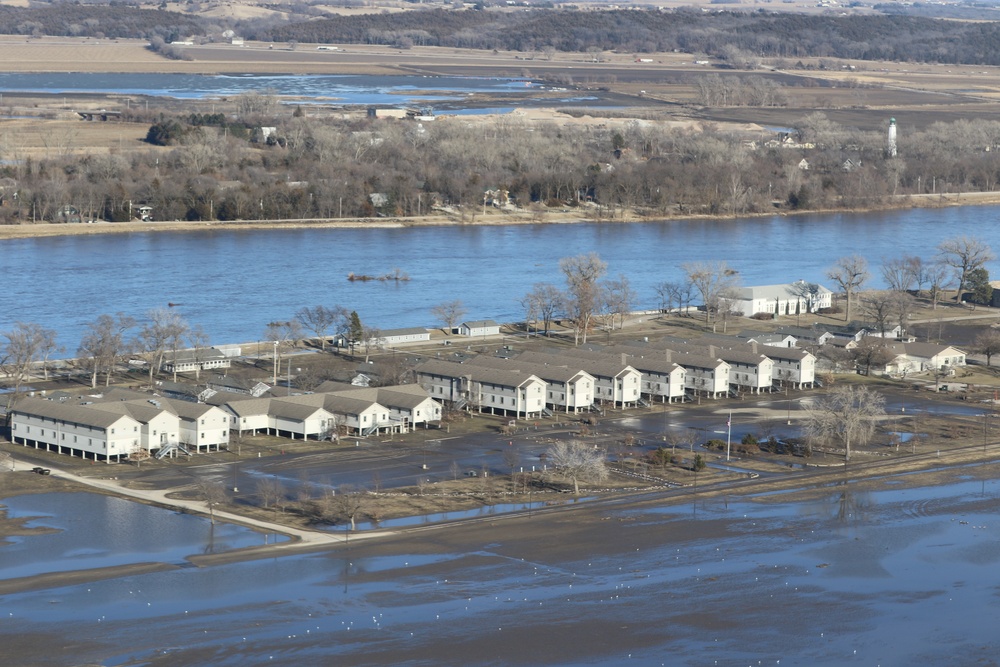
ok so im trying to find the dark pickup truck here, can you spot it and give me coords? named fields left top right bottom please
left=31, top=467, right=51, bottom=475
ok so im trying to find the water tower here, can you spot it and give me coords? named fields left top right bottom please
left=887, top=117, right=897, bottom=157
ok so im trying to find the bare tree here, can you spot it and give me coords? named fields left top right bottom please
left=521, top=282, right=562, bottom=335
left=502, top=443, right=521, bottom=480
left=851, top=337, right=896, bottom=375
left=130, top=443, right=152, bottom=469
left=295, top=305, right=347, bottom=351
left=188, top=325, right=211, bottom=380
left=137, top=307, right=188, bottom=386
left=78, top=313, right=136, bottom=388
left=604, top=274, right=637, bottom=330
left=654, top=281, right=682, bottom=317
left=235, top=89, right=278, bottom=122
left=264, top=320, right=302, bottom=380
left=560, top=252, right=608, bottom=345
left=805, top=385, right=885, bottom=461
left=861, top=291, right=895, bottom=337
left=827, top=255, right=869, bottom=322
left=881, top=255, right=919, bottom=293
left=431, top=300, right=467, bottom=333
left=889, top=291, right=915, bottom=335
left=926, top=262, right=951, bottom=310
left=333, top=484, right=367, bottom=530
left=255, top=475, right=285, bottom=510
left=682, top=261, right=739, bottom=326
left=1, top=322, right=57, bottom=415
left=197, top=478, right=229, bottom=525
left=974, top=329, right=1000, bottom=367
left=938, top=236, right=995, bottom=301
left=546, top=440, right=608, bottom=495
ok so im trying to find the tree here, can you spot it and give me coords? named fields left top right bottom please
left=502, top=443, right=521, bottom=479
left=136, top=307, right=188, bottom=386
left=926, top=261, right=951, bottom=310
left=881, top=255, right=919, bottom=293
left=1, top=322, right=57, bottom=417
left=546, top=440, right=608, bottom=495
left=256, top=475, right=285, bottom=510
left=130, top=443, right=151, bottom=469
left=682, top=261, right=739, bottom=326
left=974, top=329, right=1000, bottom=367
left=827, top=255, right=869, bottom=323
left=861, top=291, right=895, bottom=337
left=295, top=305, right=346, bottom=351
left=361, top=324, right=382, bottom=363
left=604, top=274, right=637, bottom=331
left=805, top=385, right=885, bottom=461
left=264, top=320, right=302, bottom=381
left=560, top=252, right=608, bottom=345
left=197, top=478, right=228, bottom=525
left=851, top=337, right=896, bottom=375
left=654, top=281, right=682, bottom=317
left=187, top=325, right=211, bottom=380
left=521, top=282, right=562, bottom=335
left=965, top=267, right=993, bottom=306
left=938, top=236, right=994, bottom=301
left=332, top=484, right=367, bottom=531
left=78, top=313, right=136, bottom=388
left=348, top=311, right=364, bottom=347
left=431, top=300, right=467, bottom=333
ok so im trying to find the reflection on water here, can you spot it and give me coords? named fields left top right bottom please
left=0, top=492, right=287, bottom=579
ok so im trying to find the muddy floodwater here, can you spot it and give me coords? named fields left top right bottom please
left=2, top=470, right=1000, bottom=666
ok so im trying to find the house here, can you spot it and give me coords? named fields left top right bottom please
left=10, top=397, right=142, bottom=463
left=673, top=353, right=731, bottom=398
left=375, top=327, right=431, bottom=346
left=733, top=281, right=833, bottom=318
left=206, top=375, right=270, bottom=397
left=735, top=330, right=798, bottom=348
left=467, top=355, right=595, bottom=413
left=162, top=400, right=230, bottom=453
left=137, top=205, right=153, bottom=221
left=759, top=346, right=816, bottom=388
left=415, top=359, right=545, bottom=418
left=331, top=385, right=442, bottom=431
left=775, top=326, right=835, bottom=347
left=162, top=348, right=232, bottom=374
left=885, top=343, right=967, bottom=376
left=459, top=320, right=501, bottom=337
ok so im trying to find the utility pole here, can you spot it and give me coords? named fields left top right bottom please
left=726, top=411, right=732, bottom=462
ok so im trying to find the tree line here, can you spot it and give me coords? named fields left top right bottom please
left=11, top=106, right=1000, bottom=225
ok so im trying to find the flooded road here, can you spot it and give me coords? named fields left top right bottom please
left=2, top=465, right=1000, bottom=666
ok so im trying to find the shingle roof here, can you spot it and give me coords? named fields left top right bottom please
left=11, top=397, right=139, bottom=429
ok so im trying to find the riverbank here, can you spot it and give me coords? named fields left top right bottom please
left=3, top=190, right=999, bottom=241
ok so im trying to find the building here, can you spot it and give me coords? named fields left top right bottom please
left=458, top=320, right=502, bottom=337
left=733, top=281, right=833, bottom=318
left=885, top=343, right=967, bottom=376
left=467, top=355, right=595, bottom=413
left=162, top=348, right=232, bottom=374
left=514, top=351, right=642, bottom=408
left=375, top=327, right=431, bottom=346
left=10, top=397, right=142, bottom=463
left=415, top=359, right=545, bottom=418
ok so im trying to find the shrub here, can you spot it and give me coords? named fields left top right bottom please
left=817, top=305, right=842, bottom=315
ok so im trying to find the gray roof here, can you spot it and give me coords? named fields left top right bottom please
left=514, top=351, right=638, bottom=380
left=467, top=355, right=592, bottom=384
left=11, top=397, right=139, bottom=429
left=416, top=359, right=543, bottom=388
left=462, top=320, right=499, bottom=328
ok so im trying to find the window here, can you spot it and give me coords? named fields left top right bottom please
left=201, top=432, right=205, bottom=439
left=201, top=419, right=205, bottom=425
left=111, top=428, right=115, bottom=434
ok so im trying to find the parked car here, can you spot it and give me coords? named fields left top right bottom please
left=31, top=467, right=51, bottom=475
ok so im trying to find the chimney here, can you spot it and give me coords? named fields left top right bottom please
left=751, top=341, right=758, bottom=354
left=621, top=353, right=628, bottom=366
left=709, top=345, right=717, bottom=358
left=664, top=349, right=672, bottom=363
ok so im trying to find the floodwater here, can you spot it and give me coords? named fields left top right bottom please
left=1, top=470, right=1000, bottom=665
left=0, top=492, right=286, bottom=579
left=4, top=204, right=999, bottom=353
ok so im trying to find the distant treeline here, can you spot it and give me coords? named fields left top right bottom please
left=6, top=5, right=1000, bottom=67
left=0, top=5, right=203, bottom=41
left=246, top=9, right=1000, bottom=66
left=4, top=102, right=1000, bottom=225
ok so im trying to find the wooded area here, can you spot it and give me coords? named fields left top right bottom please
left=5, top=104, right=1000, bottom=224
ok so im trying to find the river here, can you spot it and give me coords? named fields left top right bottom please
left=2, top=205, right=994, bottom=353
left=2, top=466, right=1000, bottom=665
left=0, top=71, right=583, bottom=108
